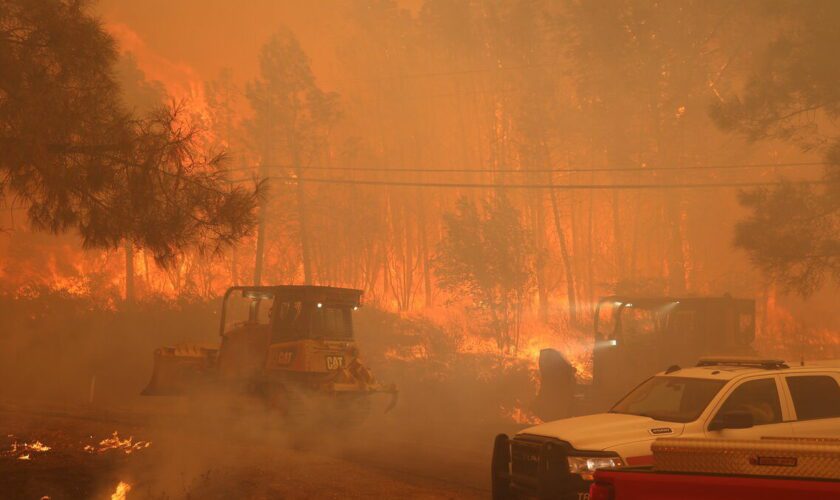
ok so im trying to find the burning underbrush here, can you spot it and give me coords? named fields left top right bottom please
left=355, top=307, right=592, bottom=426
left=110, top=481, right=132, bottom=500
left=4, top=438, right=51, bottom=461
left=3, top=431, right=152, bottom=462
left=85, top=431, right=152, bottom=455
left=0, top=412, right=155, bottom=500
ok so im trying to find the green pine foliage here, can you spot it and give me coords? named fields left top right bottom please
left=0, top=0, right=261, bottom=266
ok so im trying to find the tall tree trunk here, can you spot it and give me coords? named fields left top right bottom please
left=612, top=190, right=623, bottom=281
left=630, top=192, right=641, bottom=283
left=382, top=193, right=391, bottom=307
left=231, top=246, right=239, bottom=286
left=550, top=189, right=578, bottom=326
left=532, top=197, right=549, bottom=322
left=295, top=154, right=314, bottom=285
left=253, top=200, right=267, bottom=286
left=587, top=178, right=595, bottom=311
left=419, top=203, right=433, bottom=308
left=124, top=241, right=135, bottom=306
left=142, top=248, right=151, bottom=287
left=569, top=191, right=584, bottom=318
left=400, top=201, right=412, bottom=311
left=665, top=194, right=687, bottom=294
left=254, top=134, right=271, bottom=286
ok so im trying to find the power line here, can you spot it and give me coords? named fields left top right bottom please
left=260, top=175, right=832, bottom=190
left=344, top=62, right=558, bottom=83
left=223, top=160, right=826, bottom=176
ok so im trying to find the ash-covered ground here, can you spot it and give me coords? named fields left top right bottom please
left=0, top=397, right=517, bottom=499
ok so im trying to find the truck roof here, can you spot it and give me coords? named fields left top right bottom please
left=660, top=358, right=840, bottom=381
left=223, top=285, right=364, bottom=306
left=599, top=295, right=753, bottom=307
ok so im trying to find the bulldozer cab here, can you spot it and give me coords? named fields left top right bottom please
left=591, top=295, right=755, bottom=408
left=217, top=286, right=362, bottom=380
left=220, top=286, right=362, bottom=342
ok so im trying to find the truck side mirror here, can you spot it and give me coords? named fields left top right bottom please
left=708, top=410, right=754, bottom=431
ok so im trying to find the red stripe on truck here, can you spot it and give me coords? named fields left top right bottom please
left=626, top=455, right=654, bottom=466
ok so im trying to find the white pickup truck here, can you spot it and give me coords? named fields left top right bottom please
left=491, top=357, right=840, bottom=500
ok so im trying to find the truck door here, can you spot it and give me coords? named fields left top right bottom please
left=783, top=373, right=840, bottom=438
left=704, top=376, right=794, bottom=440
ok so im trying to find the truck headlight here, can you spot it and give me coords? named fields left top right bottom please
left=567, top=456, right=624, bottom=481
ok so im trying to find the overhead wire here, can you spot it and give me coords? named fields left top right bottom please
left=253, top=175, right=833, bottom=191
left=222, top=160, right=827, bottom=176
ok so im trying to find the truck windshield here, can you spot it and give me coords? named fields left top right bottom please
left=610, top=376, right=726, bottom=423
left=619, top=306, right=662, bottom=342
left=595, top=301, right=618, bottom=339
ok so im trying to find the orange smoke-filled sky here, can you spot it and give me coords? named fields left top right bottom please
left=96, top=0, right=420, bottom=93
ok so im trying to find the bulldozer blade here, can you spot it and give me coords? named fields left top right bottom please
left=141, top=345, right=217, bottom=396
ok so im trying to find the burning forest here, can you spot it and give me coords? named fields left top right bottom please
left=1, top=0, right=839, bottom=499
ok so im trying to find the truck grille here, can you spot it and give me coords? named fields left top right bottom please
left=509, top=434, right=571, bottom=495
left=511, top=438, right=542, bottom=479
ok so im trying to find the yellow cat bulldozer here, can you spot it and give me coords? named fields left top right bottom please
left=142, top=285, right=397, bottom=424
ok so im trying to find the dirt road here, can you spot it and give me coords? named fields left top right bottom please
left=0, top=400, right=520, bottom=499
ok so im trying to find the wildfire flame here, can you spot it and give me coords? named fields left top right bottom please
left=89, top=432, right=151, bottom=455
left=110, top=481, right=132, bottom=500
left=6, top=439, right=51, bottom=460
left=383, top=345, right=429, bottom=362
left=27, top=441, right=51, bottom=452
left=501, top=405, right=543, bottom=426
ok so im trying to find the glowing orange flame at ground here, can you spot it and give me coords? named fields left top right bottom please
left=6, top=439, right=51, bottom=460
left=27, top=441, right=51, bottom=452
left=502, top=405, right=543, bottom=425
left=110, top=481, right=131, bottom=500
left=89, top=432, right=151, bottom=455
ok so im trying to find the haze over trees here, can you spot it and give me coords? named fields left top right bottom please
left=710, top=0, right=840, bottom=296
left=1, top=0, right=838, bottom=355
left=245, top=29, right=340, bottom=286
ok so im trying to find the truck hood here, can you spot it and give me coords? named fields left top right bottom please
left=518, top=412, right=685, bottom=451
